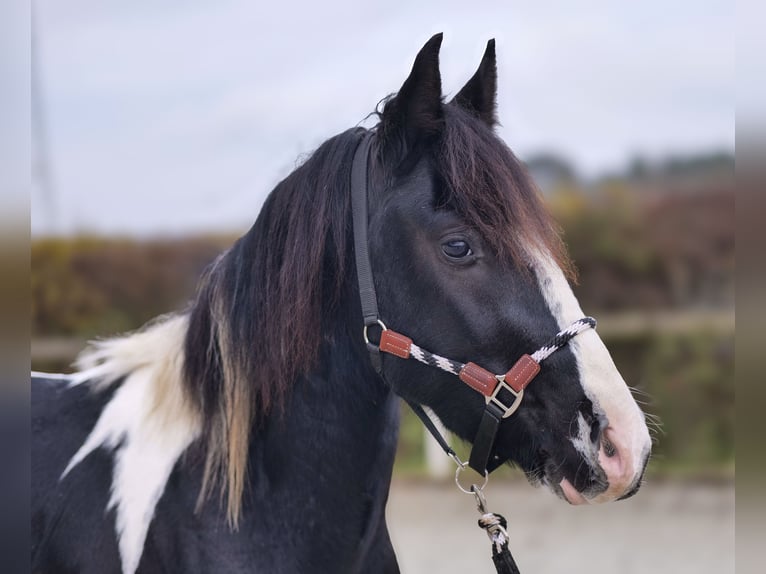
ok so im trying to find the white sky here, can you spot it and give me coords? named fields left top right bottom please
left=31, top=0, right=734, bottom=236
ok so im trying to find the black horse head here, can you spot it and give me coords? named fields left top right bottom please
left=183, top=35, right=652, bottom=523
left=365, top=34, right=651, bottom=504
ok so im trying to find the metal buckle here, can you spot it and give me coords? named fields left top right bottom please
left=486, top=375, right=524, bottom=418
left=362, top=319, right=387, bottom=347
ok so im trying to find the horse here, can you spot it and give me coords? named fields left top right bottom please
left=31, top=34, right=651, bottom=574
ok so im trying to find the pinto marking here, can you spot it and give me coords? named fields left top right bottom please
left=61, top=315, right=201, bottom=574
left=569, top=411, right=601, bottom=491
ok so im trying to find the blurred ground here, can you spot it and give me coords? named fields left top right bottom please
left=387, top=478, right=734, bottom=574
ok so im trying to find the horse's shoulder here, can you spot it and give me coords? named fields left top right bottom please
left=32, top=376, right=123, bottom=573
left=32, top=374, right=115, bottom=457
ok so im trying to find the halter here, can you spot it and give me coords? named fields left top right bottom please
left=350, top=131, right=597, bottom=572
left=350, top=131, right=596, bottom=475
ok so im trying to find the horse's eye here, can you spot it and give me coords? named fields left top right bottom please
left=442, top=240, right=472, bottom=259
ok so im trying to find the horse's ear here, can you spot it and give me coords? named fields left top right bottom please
left=380, top=33, right=444, bottom=150
left=452, top=39, right=497, bottom=126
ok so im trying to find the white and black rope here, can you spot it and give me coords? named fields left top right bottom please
left=405, top=317, right=596, bottom=378
left=410, top=343, right=464, bottom=375
left=530, top=317, right=596, bottom=363
left=478, top=512, right=520, bottom=574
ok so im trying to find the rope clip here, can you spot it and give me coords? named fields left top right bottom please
left=471, top=484, right=488, bottom=514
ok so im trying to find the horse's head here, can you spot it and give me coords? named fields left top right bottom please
left=366, top=34, right=651, bottom=504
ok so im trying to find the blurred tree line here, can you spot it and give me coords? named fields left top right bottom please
left=31, top=188, right=734, bottom=336
left=32, top=235, right=233, bottom=337
left=31, top=152, right=734, bottom=474
left=552, top=183, right=734, bottom=310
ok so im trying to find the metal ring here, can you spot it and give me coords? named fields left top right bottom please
left=449, top=451, right=467, bottom=470
left=363, top=319, right=388, bottom=346
left=455, top=464, right=489, bottom=495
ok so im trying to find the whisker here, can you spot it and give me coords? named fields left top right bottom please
left=628, top=386, right=653, bottom=397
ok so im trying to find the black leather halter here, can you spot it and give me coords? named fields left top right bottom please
left=350, top=131, right=595, bottom=475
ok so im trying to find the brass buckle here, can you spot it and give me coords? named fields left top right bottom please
left=486, top=375, right=524, bottom=418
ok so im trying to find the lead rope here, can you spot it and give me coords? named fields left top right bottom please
left=479, top=512, right=520, bottom=574
left=454, top=461, right=520, bottom=573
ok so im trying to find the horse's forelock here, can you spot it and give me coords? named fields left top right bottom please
left=437, top=104, right=574, bottom=279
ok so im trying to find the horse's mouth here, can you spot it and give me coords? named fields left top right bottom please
left=557, top=477, right=590, bottom=505
left=543, top=473, right=602, bottom=505
left=527, top=454, right=609, bottom=505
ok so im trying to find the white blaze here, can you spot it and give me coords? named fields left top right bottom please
left=534, top=252, right=651, bottom=500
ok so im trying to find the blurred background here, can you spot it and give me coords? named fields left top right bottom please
left=30, top=1, right=733, bottom=572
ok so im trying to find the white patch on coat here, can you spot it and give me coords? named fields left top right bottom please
left=569, top=411, right=600, bottom=470
left=61, top=315, right=201, bottom=574
left=533, top=252, right=651, bottom=496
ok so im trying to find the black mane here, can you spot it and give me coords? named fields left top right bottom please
left=183, top=127, right=366, bottom=524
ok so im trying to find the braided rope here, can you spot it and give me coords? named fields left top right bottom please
left=410, top=343, right=464, bottom=375
left=478, top=513, right=509, bottom=552
left=478, top=512, right=520, bottom=573
left=530, top=317, right=596, bottom=363
left=405, top=317, right=596, bottom=378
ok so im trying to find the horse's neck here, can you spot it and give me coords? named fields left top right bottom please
left=248, top=339, right=400, bottom=492
left=235, top=341, right=400, bottom=568
left=61, top=318, right=401, bottom=572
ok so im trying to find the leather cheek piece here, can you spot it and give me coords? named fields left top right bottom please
left=503, top=354, right=540, bottom=393
left=379, top=330, right=413, bottom=359
left=459, top=362, right=498, bottom=396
